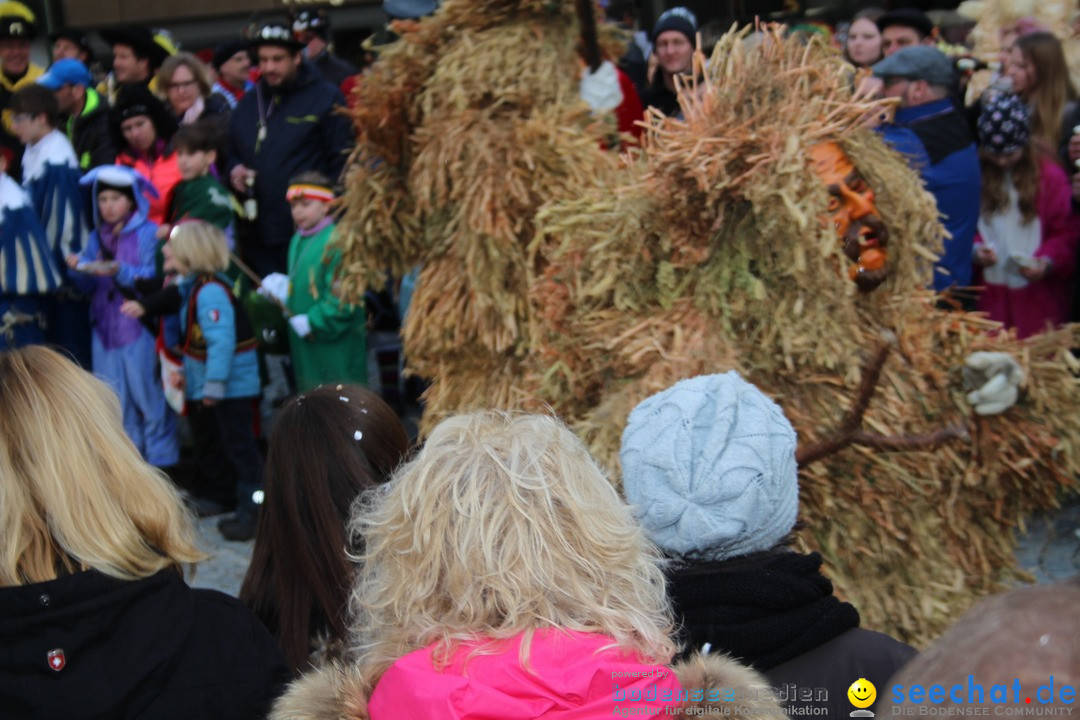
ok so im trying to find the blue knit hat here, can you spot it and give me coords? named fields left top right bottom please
left=620, top=372, right=799, bottom=561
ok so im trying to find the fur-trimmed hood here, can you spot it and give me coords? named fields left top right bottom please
left=270, top=651, right=788, bottom=720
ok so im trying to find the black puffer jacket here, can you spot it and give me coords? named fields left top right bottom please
left=0, top=569, right=290, bottom=719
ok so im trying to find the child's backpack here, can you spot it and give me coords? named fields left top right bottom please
left=183, top=273, right=258, bottom=359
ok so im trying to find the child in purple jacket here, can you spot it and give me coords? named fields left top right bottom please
left=67, top=165, right=177, bottom=467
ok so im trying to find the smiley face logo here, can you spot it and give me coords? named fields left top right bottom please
left=848, top=678, right=877, bottom=709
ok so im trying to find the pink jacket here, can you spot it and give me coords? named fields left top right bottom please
left=367, top=630, right=684, bottom=719
left=975, top=157, right=1078, bottom=338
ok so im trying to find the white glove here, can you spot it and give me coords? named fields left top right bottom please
left=289, top=313, right=312, bottom=339
left=579, top=60, right=624, bottom=113
left=258, top=272, right=289, bottom=305
left=964, top=351, right=1024, bottom=416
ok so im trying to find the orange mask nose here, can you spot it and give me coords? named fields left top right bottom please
left=838, top=183, right=875, bottom=220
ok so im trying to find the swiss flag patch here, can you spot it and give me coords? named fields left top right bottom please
left=47, top=649, right=65, bottom=671
left=209, top=309, right=220, bottom=323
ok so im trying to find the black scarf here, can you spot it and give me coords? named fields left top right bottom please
left=668, top=550, right=859, bottom=670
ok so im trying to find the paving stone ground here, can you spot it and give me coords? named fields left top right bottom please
left=1012, top=494, right=1080, bottom=584
left=189, top=515, right=253, bottom=596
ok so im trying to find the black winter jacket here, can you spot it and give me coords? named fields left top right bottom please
left=228, top=61, right=353, bottom=258
left=65, top=87, right=117, bottom=172
left=668, top=551, right=916, bottom=718
left=0, top=569, right=290, bottom=719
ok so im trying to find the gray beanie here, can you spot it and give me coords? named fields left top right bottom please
left=620, top=372, right=799, bottom=561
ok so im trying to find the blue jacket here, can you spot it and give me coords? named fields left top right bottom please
left=227, top=61, right=353, bottom=251
left=879, top=98, right=981, bottom=293
left=178, top=273, right=260, bottom=401
left=70, top=206, right=158, bottom=350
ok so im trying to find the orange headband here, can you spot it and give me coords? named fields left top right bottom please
left=286, top=183, right=334, bottom=203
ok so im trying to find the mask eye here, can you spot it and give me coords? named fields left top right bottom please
left=827, top=197, right=841, bottom=211
left=849, top=177, right=868, bottom=193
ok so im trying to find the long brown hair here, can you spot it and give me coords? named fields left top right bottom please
left=979, top=145, right=1041, bottom=224
left=239, top=385, right=409, bottom=673
left=1016, top=32, right=1077, bottom=153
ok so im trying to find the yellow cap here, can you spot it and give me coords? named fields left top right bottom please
left=0, top=2, right=34, bottom=21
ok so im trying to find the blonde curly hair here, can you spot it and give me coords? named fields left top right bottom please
left=346, top=411, right=677, bottom=686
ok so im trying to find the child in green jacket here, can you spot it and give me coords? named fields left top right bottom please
left=260, top=172, right=366, bottom=391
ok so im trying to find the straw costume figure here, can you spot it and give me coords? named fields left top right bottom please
left=528, top=27, right=1080, bottom=644
left=333, top=5, right=1079, bottom=644
left=331, top=0, right=627, bottom=417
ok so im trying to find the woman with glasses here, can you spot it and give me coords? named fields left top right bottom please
left=157, top=52, right=231, bottom=127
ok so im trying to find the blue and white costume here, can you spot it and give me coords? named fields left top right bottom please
left=0, top=172, right=61, bottom=349
left=22, top=128, right=85, bottom=262
left=22, top=128, right=91, bottom=365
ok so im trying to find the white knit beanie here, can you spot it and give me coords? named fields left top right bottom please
left=620, top=372, right=799, bottom=561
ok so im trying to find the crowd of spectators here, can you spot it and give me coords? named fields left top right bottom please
left=861, top=10, right=1078, bottom=329
left=0, top=6, right=1075, bottom=499
left=0, top=2, right=361, bottom=543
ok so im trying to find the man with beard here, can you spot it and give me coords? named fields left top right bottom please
left=227, top=24, right=353, bottom=276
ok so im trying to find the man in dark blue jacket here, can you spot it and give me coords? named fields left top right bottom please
left=228, top=23, right=354, bottom=276
left=873, top=46, right=981, bottom=307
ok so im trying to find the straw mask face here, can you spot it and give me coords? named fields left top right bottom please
left=809, top=141, right=889, bottom=292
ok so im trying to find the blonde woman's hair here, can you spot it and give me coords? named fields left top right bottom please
left=157, top=51, right=214, bottom=99
left=0, top=346, right=205, bottom=587
left=347, top=411, right=677, bottom=688
left=169, top=220, right=229, bottom=274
